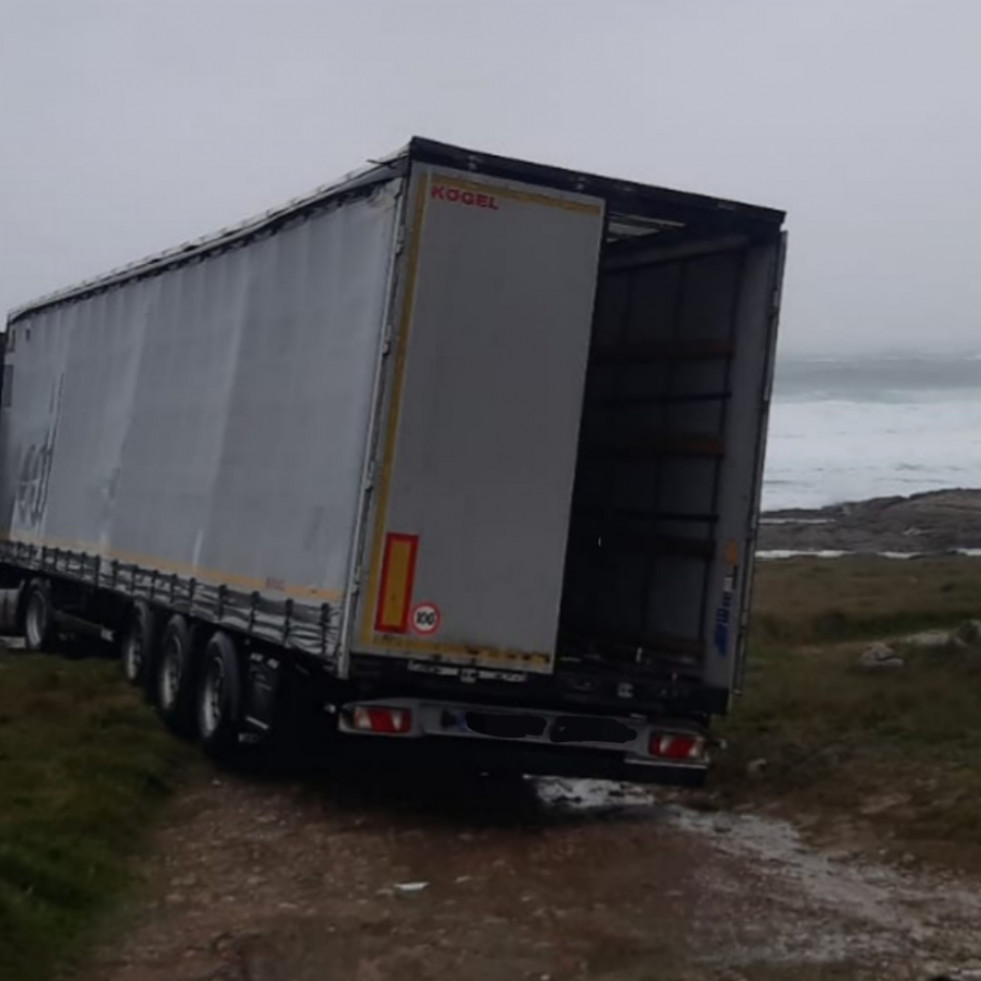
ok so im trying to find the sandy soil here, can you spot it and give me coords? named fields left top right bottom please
left=74, top=768, right=981, bottom=981
left=759, top=489, right=981, bottom=555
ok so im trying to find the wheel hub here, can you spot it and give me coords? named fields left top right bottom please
left=26, top=595, right=45, bottom=648
left=160, top=643, right=182, bottom=709
left=124, top=630, right=143, bottom=679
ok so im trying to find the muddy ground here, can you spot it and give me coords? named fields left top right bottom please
left=760, top=488, right=981, bottom=555
left=75, top=767, right=981, bottom=981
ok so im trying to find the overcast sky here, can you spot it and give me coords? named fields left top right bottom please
left=2, top=0, right=979, bottom=356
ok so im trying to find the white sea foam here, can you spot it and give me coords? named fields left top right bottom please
left=756, top=550, right=916, bottom=561
left=757, top=548, right=981, bottom=560
left=759, top=517, right=833, bottom=526
left=763, top=364, right=981, bottom=510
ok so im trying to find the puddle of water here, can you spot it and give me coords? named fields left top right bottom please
left=533, top=777, right=655, bottom=811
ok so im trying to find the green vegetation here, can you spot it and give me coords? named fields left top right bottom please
left=719, top=556, right=981, bottom=863
left=751, top=554, right=981, bottom=645
left=0, top=650, right=190, bottom=981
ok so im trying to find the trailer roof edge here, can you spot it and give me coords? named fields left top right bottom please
left=408, top=137, right=786, bottom=229
left=8, top=138, right=785, bottom=325
left=7, top=149, right=409, bottom=325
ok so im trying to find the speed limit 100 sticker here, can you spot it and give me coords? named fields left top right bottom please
left=411, top=602, right=442, bottom=636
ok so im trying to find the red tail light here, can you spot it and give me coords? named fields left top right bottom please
left=351, top=705, right=413, bottom=735
left=649, top=732, right=705, bottom=761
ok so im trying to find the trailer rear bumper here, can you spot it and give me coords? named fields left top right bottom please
left=337, top=734, right=706, bottom=786
left=337, top=697, right=709, bottom=786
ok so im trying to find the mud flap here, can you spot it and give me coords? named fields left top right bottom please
left=244, top=653, right=280, bottom=733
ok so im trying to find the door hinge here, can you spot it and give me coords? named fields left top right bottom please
left=381, top=323, right=394, bottom=356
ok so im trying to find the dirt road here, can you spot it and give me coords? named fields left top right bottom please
left=78, top=768, right=981, bottom=981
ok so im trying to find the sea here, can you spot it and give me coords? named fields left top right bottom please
left=763, top=355, right=981, bottom=511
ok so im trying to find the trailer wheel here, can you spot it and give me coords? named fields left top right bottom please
left=196, top=631, right=243, bottom=758
left=24, top=579, right=56, bottom=653
left=121, top=601, right=156, bottom=688
left=155, top=615, right=197, bottom=736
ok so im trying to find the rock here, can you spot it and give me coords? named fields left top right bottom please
left=759, top=490, right=981, bottom=555
left=210, top=932, right=235, bottom=955
left=165, top=892, right=186, bottom=905
left=394, top=881, right=429, bottom=896
left=903, top=629, right=966, bottom=650
left=955, top=620, right=981, bottom=644
left=170, top=874, right=198, bottom=888
left=746, top=758, right=768, bottom=778
left=862, top=640, right=897, bottom=659
left=858, top=642, right=904, bottom=670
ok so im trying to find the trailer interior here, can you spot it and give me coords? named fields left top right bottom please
left=561, top=236, right=754, bottom=682
left=556, top=216, right=784, bottom=712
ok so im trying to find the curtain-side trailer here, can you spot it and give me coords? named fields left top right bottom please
left=0, top=139, right=786, bottom=783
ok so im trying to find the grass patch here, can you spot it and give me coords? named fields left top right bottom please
left=0, top=649, right=191, bottom=981
left=718, top=557, right=981, bottom=859
left=751, top=554, right=981, bottom=645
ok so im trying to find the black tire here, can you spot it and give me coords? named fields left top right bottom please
left=23, top=579, right=56, bottom=653
left=196, top=631, right=243, bottom=758
left=121, top=601, right=157, bottom=688
left=154, top=615, right=198, bottom=736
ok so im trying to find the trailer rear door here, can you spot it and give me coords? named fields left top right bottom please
left=351, top=166, right=605, bottom=674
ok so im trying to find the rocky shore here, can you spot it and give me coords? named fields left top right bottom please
left=759, top=488, right=981, bottom=556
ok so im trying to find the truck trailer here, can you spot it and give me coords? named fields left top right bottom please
left=0, top=139, right=786, bottom=783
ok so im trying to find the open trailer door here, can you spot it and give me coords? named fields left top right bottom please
left=351, top=164, right=606, bottom=675
left=559, top=229, right=786, bottom=703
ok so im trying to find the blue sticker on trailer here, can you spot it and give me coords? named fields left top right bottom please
left=714, top=600, right=731, bottom=656
left=714, top=573, right=737, bottom=657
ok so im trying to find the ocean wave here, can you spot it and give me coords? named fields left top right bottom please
left=756, top=550, right=917, bottom=560
left=763, top=388, right=981, bottom=510
left=756, top=548, right=981, bottom=561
